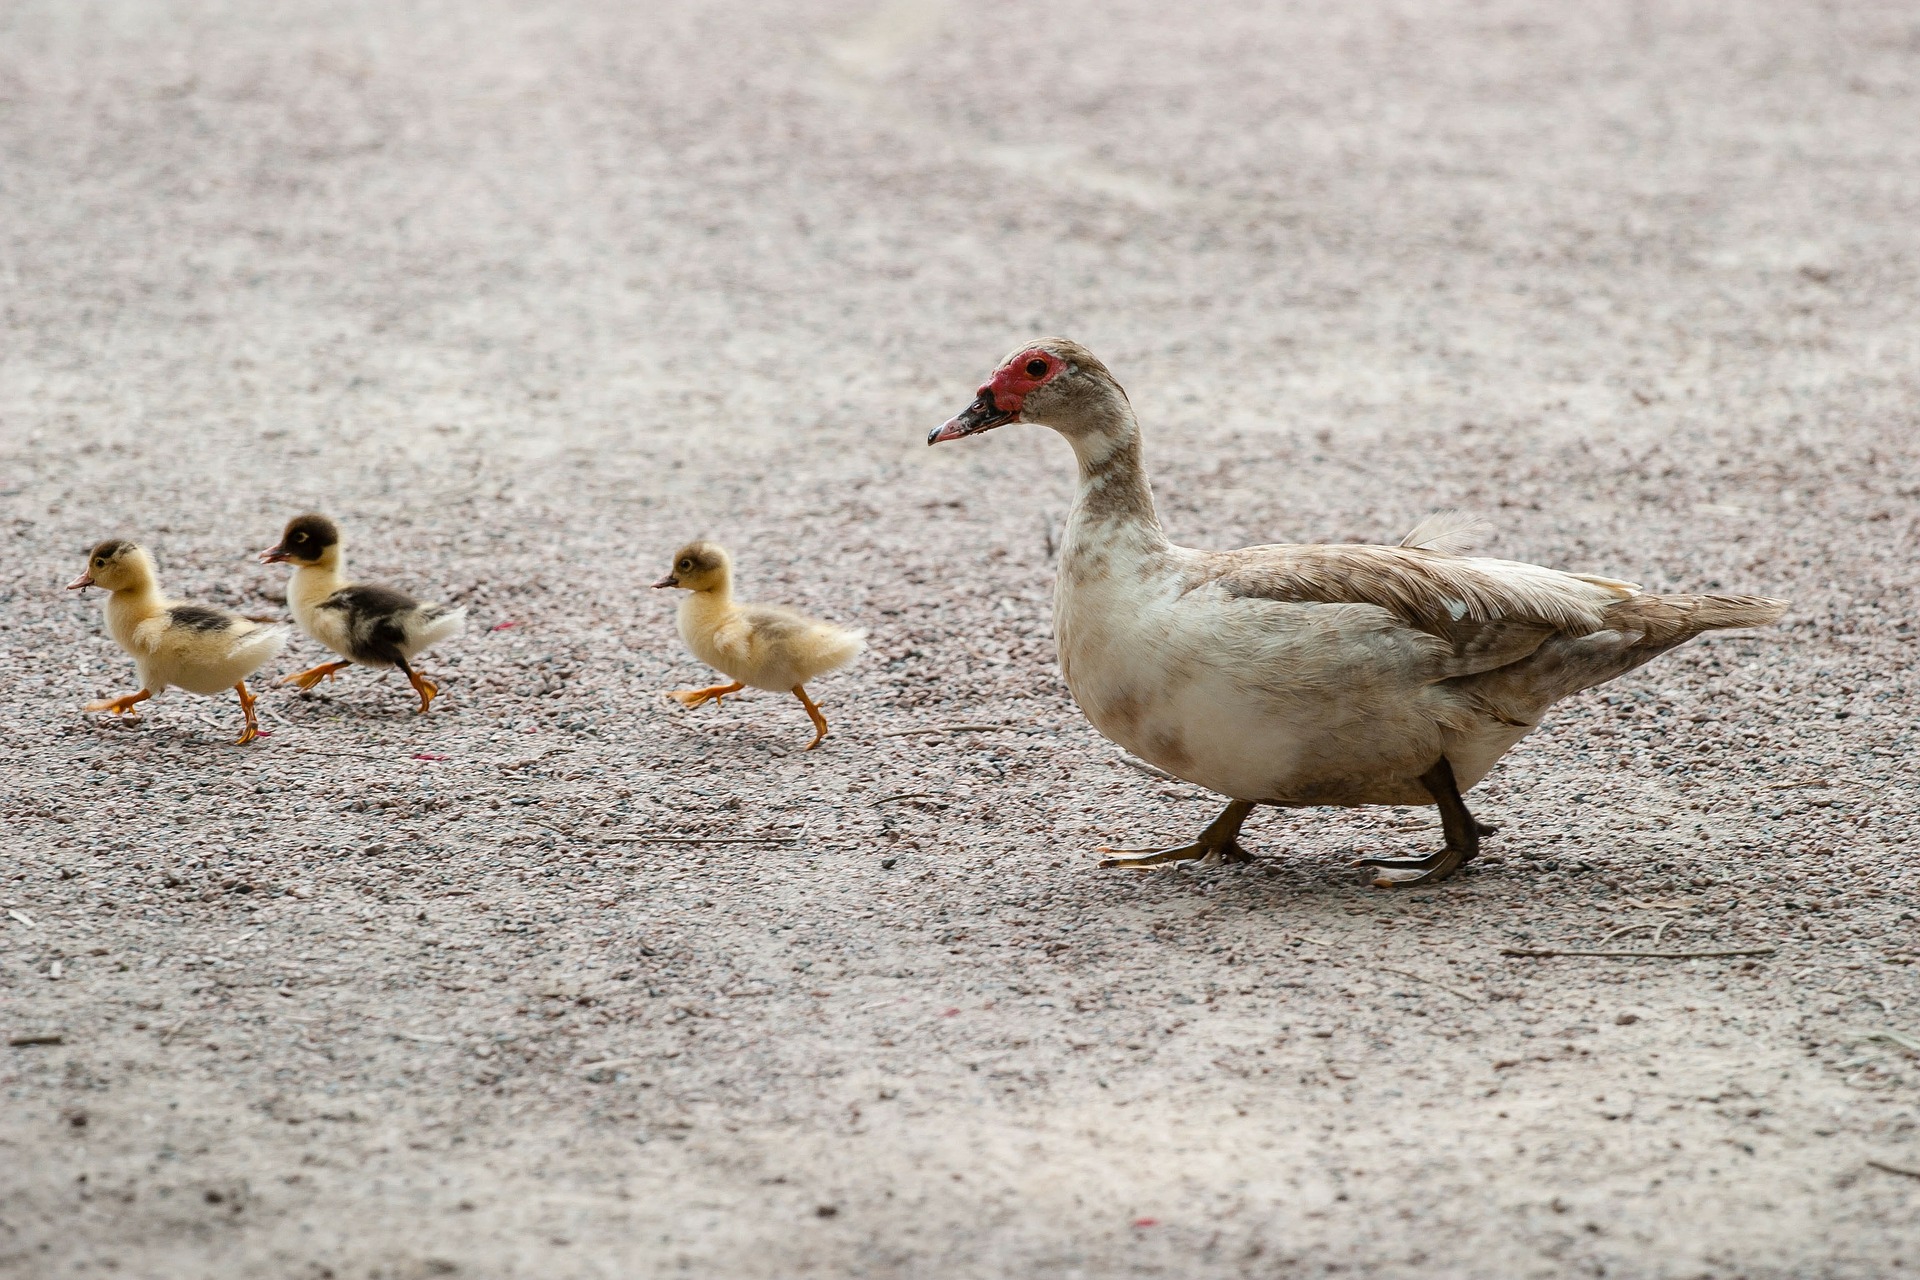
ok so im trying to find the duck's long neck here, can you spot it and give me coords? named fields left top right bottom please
left=1062, top=407, right=1169, bottom=560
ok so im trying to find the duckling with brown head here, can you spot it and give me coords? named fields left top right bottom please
left=68, top=539, right=287, bottom=745
left=654, top=541, right=864, bottom=751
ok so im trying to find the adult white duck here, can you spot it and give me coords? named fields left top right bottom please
left=929, top=338, right=1788, bottom=887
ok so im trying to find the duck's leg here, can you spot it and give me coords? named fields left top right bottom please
left=282, top=660, right=353, bottom=692
left=668, top=681, right=745, bottom=709
left=1099, top=800, right=1259, bottom=870
left=233, top=681, right=263, bottom=745
left=1359, top=758, right=1480, bottom=888
left=84, top=689, right=152, bottom=717
left=395, top=658, right=439, bottom=714
left=793, top=685, right=830, bottom=751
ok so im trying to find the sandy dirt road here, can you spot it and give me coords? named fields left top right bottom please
left=3, top=1, right=1918, bottom=1275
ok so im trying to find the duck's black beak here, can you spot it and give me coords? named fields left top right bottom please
left=652, top=574, right=678, bottom=589
left=928, top=389, right=1017, bottom=445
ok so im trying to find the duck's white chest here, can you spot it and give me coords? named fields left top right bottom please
left=1056, top=562, right=1261, bottom=789
left=1053, top=544, right=1444, bottom=806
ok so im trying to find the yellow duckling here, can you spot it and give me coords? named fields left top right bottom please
left=258, top=514, right=468, bottom=714
left=67, top=540, right=287, bottom=745
left=654, top=541, right=864, bottom=750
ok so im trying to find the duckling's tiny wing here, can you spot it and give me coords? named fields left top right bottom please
left=131, top=615, right=170, bottom=654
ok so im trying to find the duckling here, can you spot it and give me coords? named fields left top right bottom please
left=259, top=514, right=467, bottom=714
left=67, top=540, right=287, bottom=745
left=653, top=541, right=864, bottom=751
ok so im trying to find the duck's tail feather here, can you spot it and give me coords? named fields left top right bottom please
left=1451, top=592, right=1787, bottom=725
left=1603, top=593, right=1789, bottom=646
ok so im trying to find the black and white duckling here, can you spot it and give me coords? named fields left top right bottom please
left=68, top=540, right=287, bottom=745
left=653, top=541, right=864, bottom=751
left=258, top=514, right=467, bottom=714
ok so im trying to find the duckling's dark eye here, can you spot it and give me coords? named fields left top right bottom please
left=294, top=533, right=308, bottom=542
left=92, top=557, right=104, bottom=567
left=1025, top=359, right=1048, bottom=378
left=678, top=559, right=693, bottom=572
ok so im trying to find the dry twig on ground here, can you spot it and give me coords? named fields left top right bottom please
left=1501, top=946, right=1777, bottom=960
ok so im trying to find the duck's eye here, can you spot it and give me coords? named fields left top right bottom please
left=678, top=559, right=693, bottom=572
left=92, top=557, right=103, bottom=567
left=1025, top=359, right=1048, bottom=378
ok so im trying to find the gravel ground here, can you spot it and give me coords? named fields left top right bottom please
left=3, top=1, right=1919, bottom=1276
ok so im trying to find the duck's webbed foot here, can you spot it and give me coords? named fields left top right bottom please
left=1360, top=846, right=1465, bottom=884
left=1361, top=758, right=1481, bottom=888
left=668, top=681, right=745, bottom=710
left=1099, top=800, right=1258, bottom=870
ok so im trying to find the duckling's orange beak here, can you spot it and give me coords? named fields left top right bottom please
left=66, top=572, right=94, bottom=591
left=652, top=574, right=679, bottom=589
left=929, top=387, right=1018, bottom=445
left=258, top=545, right=293, bottom=564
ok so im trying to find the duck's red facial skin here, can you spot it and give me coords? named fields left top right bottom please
left=987, top=348, right=1061, bottom=410
left=928, top=348, right=1062, bottom=445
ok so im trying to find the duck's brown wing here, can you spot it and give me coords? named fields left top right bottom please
left=1449, top=591, right=1788, bottom=724
left=1189, top=544, right=1784, bottom=729
left=1193, top=544, right=1631, bottom=637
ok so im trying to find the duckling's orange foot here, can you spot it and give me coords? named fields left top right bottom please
left=405, top=670, right=440, bottom=715
left=793, top=685, right=829, bottom=752
left=84, top=691, right=152, bottom=717
left=282, top=661, right=353, bottom=692
left=233, top=681, right=264, bottom=745
left=669, top=681, right=745, bottom=710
